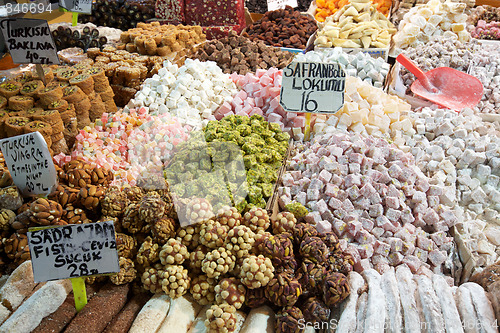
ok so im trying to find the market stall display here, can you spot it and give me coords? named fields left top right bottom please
left=0, top=0, right=499, bottom=331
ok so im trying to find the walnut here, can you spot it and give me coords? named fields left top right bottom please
left=0, top=186, right=23, bottom=211
left=151, top=217, right=177, bottom=245
left=159, top=238, right=189, bottom=265
left=138, top=192, right=166, bottom=224
left=190, top=274, right=216, bottom=305
left=265, top=271, right=302, bottom=307
left=204, top=304, right=237, bottom=333
left=100, top=187, right=129, bottom=217
left=239, top=254, right=274, bottom=289
left=0, top=167, right=12, bottom=188
left=215, top=277, right=246, bottom=309
left=110, top=257, right=137, bottom=285
left=122, top=185, right=144, bottom=203
left=136, top=236, right=160, bottom=267
left=202, top=247, right=236, bottom=279
left=161, top=264, right=190, bottom=298
left=0, top=209, right=15, bottom=231
left=29, top=198, right=63, bottom=225
left=122, top=203, right=148, bottom=234
left=116, top=233, right=136, bottom=258
left=243, top=207, right=270, bottom=232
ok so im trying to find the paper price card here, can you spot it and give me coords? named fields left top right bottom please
left=28, top=221, right=120, bottom=283
left=0, top=132, right=57, bottom=197
left=267, top=0, right=298, bottom=11
left=59, top=0, right=92, bottom=14
left=280, top=61, right=346, bottom=114
left=0, top=18, right=59, bottom=64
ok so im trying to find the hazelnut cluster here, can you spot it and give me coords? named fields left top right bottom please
left=205, top=304, right=238, bottom=333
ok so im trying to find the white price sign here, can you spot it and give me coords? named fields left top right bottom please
left=0, top=18, right=59, bottom=64
left=267, top=0, right=298, bottom=11
left=59, top=0, right=91, bottom=14
left=0, top=132, right=57, bottom=197
left=28, top=221, right=120, bottom=283
left=280, top=61, right=346, bottom=114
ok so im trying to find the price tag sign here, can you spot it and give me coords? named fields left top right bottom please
left=27, top=221, right=120, bottom=283
left=280, top=61, right=346, bottom=114
left=59, top=0, right=91, bottom=14
left=0, top=18, right=59, bottom=64
left=0, top=132, right=57, bottom=197
left=267, top=0, right=298, bottom=11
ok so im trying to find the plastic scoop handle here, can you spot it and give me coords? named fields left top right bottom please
left=396, top=54, right=438, bottom=93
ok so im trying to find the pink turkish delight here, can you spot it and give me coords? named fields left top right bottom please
left=428, top=250, right=447, bottom=266
left=358, top=244, right=374, bottom=259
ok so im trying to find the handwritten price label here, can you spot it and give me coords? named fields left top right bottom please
left=0, top=18, right=59, bottom=65
left=59, top=0, right=91, bottom=14
left=280, top=61, right=346, bottom=114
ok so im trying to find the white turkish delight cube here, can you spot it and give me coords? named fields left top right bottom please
left=309, top=178, right=324, bottom=191
left=316, top=220, right=332, bottom=234
left=307, top=189, right=320, bottom=201
left=349, top=163, right=361, bottom=174
left=402, top=242, right=415, bottom=255
left=370, top=193, right=383, bottom=205
left=427, top=196, right=440, bottom=208
left=331, top=174, right=344, bottom=186
left=387, top=184, right=400, bottom=198
left=374, top=183, right=388, bottom=197
left=281, top=173, right=295, bottom=187
left=316, top=199, right=329, bottom=214
left=321, top=210, right=335, bottom=222
left=388, top=164, right=403, bottom=178
left=385, top=196, right=400, bottom=209
left=295, top=192, right=307, bottom=206
left=428, top=250, right=447, bottom=266
left=388, top=237, right=404, bottom=253
left=430, top=231, right=447, bottom=247
left=354, top=198, right=371, bottom=210
left=386, top=208, right=402, bottom=223
left=359, top=218, right=374, bottom=232
left=360, top=183, right=376, bottom=198
left=356, top=229, right=375, bottom=245
left=402, top=184, right=416, bottom=197
left=279, top=195, right=292, bottom=208
left=347, top=186, right=361, bottom=200
left=412, top=191, right=427, bottom=204
left=369, top=204, right=384, bottom=217
left=388, top=252, right=404, bottom=266
left=304, top=212, right=322, bottom=224
left=318, top=169, right=332, bottom=183
left=334, top=209, right=348, bottom=220
left=413, top=247, right=429, bottom=263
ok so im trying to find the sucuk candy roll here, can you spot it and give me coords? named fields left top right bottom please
left=239, top=306, right=275, bottom=333
left=102, top=293, right=150, bottom=333
left=64, top=283, right=130, bottom=333
left=0, top=280, right=72, bottom=333
left=157, top=295, right=203, bottom=333
left=32, top=283, right=102, bottom=333
left=129, top=294, right=171, bottom=333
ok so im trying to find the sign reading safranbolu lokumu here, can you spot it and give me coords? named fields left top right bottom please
left=280, top=61, right=346, bottom=114
left=0, top=132, right=57, bottom=197
left=27, top=221, right=120, bottom=283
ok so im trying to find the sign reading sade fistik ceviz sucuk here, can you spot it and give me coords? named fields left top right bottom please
left=0, top=132, right=57, bottom=197
left=0, top=18, right=59, bottom=64
left=28, top=221, right=120, bottom=283
left=280, top=61, right=346, bottom=114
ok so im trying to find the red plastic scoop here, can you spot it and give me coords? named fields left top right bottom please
left=396, top=53, right=483, bottom=111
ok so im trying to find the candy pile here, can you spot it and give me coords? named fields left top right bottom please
left=85, top=46, right=165, bottom=107
left=127, top=59, right=239, bottom=129
left=279, top=131, right=459, bottom=276
left=315, top=0, right=392, bottom=22
left=193, top=30, right=294, bottom=75
left=468, top=44, right=500, bottom=114
left=245, top=0, right=313, bottom=13
left=467, top=5, right=500, bottom=27
left=118, top=22, right=205, bottom=57
left=392, top=0, right=470, bottom=55
left=329, top=268, right=497, bottom=333
left=314, top=0, right=396, bottom=49
left=470, top=20, right=500, bottom=40
left=78, top=0, right=156, bottom=30
left=396, top=36, right=474, bottom=95
left=50, top=23, right=120, bottom=51
left=313, top=76, right=412, bottom=141
left=0, top=64, right=117, bottom=154
left=294, top=48, right=391, bottom=88
left=243, top=6, right=317, bottom=49
left=55, top=108, right=191, bottom=185
left=395, top=107, right=500, bottom=269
